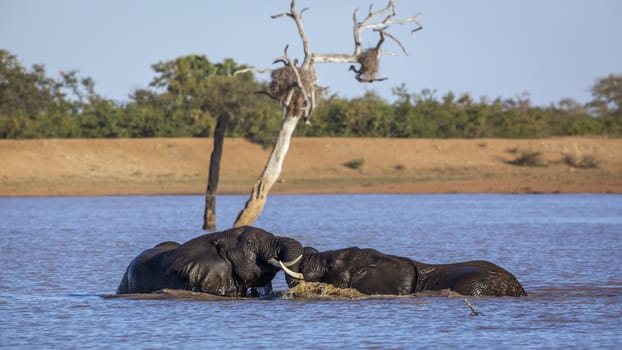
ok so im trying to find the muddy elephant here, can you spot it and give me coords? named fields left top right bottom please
left=281, top=247, right=527, bottom=297
left=116, top=226, right=304, bottom=297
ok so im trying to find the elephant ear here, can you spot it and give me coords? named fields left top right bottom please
left=164, top=235, right=229, bottom=288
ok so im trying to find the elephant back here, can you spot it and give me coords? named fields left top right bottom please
left=163, top=231, right=240, bottom=295
left=117, top=241, right=181, bottom=294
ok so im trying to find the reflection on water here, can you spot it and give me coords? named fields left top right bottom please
left=1, top=194, right=621, bottom=348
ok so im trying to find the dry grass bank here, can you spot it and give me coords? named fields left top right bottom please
left=1, top=137, right=621, bottom=197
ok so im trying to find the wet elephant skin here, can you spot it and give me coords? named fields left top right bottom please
left=285, top=247, right=527, bottom=297
left=117, top=226, right=303, bottom=297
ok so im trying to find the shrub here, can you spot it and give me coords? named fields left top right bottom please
left=563, top=154, right=600, bottom=169
left=506, top=149, right=546, bottom=167
left=343, top=158, right=365, bottom=170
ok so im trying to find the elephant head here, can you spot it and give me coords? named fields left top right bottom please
left=280, top=246, right=420, bottom=295
left=281, top=246, right=323, bottom=288
left=212, top=226, right=304, bottom=292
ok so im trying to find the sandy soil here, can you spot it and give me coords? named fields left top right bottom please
left=1, top=137, right=620, bottom=197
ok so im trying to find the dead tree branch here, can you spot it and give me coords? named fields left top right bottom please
left=232, top=0, right=420, bottom=227
left=312, top=0, right=421, bottom=64
left=272, top=1, right=313, bottom=68
left=464, top=298, right=484, bottom=316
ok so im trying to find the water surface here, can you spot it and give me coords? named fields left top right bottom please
left=1, top=194, right=620, bottom=348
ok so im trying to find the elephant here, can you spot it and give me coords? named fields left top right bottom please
left=281, top=247, right=527, bottom=297
left=116, top=226, right=304, bottom=297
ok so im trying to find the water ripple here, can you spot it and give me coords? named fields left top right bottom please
left=0, top=194, right=620, bottom=349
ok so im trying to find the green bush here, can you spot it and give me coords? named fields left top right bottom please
left=506, top=150, right=546, bottom=167
left=2, top=49, right=621, bottom=140
left=563, top=154, right=600, bottom=169
left=343, top=158, right=365, bottom=170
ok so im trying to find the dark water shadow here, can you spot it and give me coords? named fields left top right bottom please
left=100, top=282, right=622, bottom=302
left=100, top=283, right=469, bottom=302
left=524, top=282, right=622, bottom=299
left=101, top=288, right=248, bottom=301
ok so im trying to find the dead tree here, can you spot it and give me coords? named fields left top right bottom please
left=233, top=0, right=421, bottom=227
left=202, top=111, right=228, bottom=231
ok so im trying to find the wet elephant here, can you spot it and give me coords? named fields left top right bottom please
left=116, top=226, right=304, bottom=297
left=281, top=247, right=527, bottom=297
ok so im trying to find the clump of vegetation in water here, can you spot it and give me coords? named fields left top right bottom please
left=285, top=281, right=367, bottom=300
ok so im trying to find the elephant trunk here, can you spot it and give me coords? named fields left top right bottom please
left=265, top=236, right=304, bottom=270
left=282, top=247, right=320, bottom=286
left=269, top=254, right=302, bottom=268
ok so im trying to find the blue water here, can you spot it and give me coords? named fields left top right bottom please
left=1, top=194, right=621, bottom=348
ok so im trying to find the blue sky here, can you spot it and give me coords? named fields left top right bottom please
left=2, top=0, right=621, bottom=106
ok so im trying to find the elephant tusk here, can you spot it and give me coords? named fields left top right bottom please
left=268, top=254, right=302, bottom=268
left=268, top=258, right=281, bottom=268
left=281, top=254, right=302, bottom=267
left=279, top=260, right=305, bottom=280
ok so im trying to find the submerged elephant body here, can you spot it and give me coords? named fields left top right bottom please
left=412, top=259, right=527, bottom=297
left=116, top=241, right=188, bottom=294
left=283, top=247, right=527, bottom=297
left=117, top=226, right=303, bottom=297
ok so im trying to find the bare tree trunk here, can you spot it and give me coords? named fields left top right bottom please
left=233, top=113, right=301, bottom=227
left=230, top=0, right=420, bottom=227
left=202, top=112, right=228, bottom=231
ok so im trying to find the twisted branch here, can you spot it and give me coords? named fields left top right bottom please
left=464, top=298, right=484, bottom=316
left=236, top=0, right=421, bottom=119
left=272, top=0, right=313, bottom=68
left=313, top=0, right=422, bottom=65
left=312, top=0, right=421, bottom=82
left=232, top=0, right=421, bottom=227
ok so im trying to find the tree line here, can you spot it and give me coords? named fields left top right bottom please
left=1, top=49, right=620, bottom=141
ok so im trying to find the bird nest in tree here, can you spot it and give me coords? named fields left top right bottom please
left=268, top=65, right=319, bottom=117
left=356, top=48, right=381, bottom=80
left=350, top=47, right=387, bottom=83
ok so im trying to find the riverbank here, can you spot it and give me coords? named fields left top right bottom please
left=1, top=137, right=621, bottom=196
